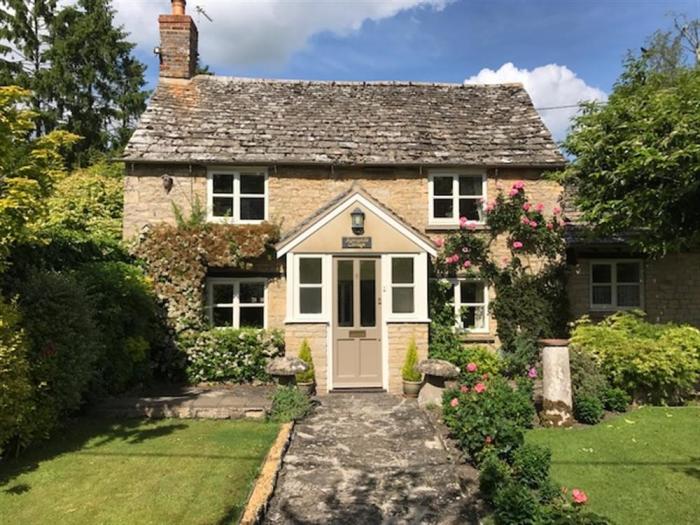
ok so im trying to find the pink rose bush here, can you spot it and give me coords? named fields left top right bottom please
left=466, top=362, right=478, bottom=372
left=571, top=489, right=588, bottom=505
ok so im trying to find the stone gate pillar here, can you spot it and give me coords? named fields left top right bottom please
left=538, top=339, right=573, bottom=427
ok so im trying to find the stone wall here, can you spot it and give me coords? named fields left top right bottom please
left=387, top=323, right=429, bottom=395
left=567, top=253, right=700, bottom=328
left=284, top=323, right=329, bottom=393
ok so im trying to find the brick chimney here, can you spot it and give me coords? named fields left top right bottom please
left=158, top=0, right=198, bottom=79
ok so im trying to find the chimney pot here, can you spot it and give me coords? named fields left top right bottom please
left=172, top=0, right=186, bottom=16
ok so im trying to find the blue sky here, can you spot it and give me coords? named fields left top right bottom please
left=113, top=0, right=699, bottom=138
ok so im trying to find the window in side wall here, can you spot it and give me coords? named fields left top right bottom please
left=208, top=169, right=267, bottom=223
left=298, top=256, right=323, bottom=315
left=429, top=172, right=486, bottom=225
left=590, top=260, right=642, bottom=310
left=207, top=278, right=266, bottom=328
left=391, top=256, right=415, bottom=314
left=447, top=279, right=489, bottom=332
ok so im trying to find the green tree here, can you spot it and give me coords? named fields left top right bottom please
left=557, top=21, right=700, bottom=255
left=43, top=0, right=148, bottom=162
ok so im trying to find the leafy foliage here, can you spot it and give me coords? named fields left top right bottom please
left=557, top=48, right=700, bottom=254
left=134, top=222, right=280, bottom=335
left=0, top=298, right=32, bottom=455
left=601, top=387, right=630, bottom=413
left=571, top=311, right=700, bottom=404
left=401, top=337, right=421, bottom=382
left=573, top=395, right=605, bottom=425
left=269, top=386, right=311, bottom=423
left=296, top=339, right=315, bottom=384
left=512, top=443, right=552, bottom=489
left=180, top=328, right=284, bottom=384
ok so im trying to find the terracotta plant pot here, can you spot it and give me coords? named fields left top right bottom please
left=403, top=380, right=422, bottom=398
left=297, top=382, right=315, bottom=396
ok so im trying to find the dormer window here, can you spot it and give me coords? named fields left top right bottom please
left=428, top=171, right=486, bottom=226
left=207, top=168, right=268, bottom=223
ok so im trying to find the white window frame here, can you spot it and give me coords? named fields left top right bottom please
left=292, top=254, right=328, bottom=322
left=450, top=278, right=490, bottom=333
left=206, top=277, right=267, bottom=328
left=589, top=259, right=644, bottom=311
left=428, top=170, right=487, bottom=226
left=206, top=167, right=268, bottom=224
left=389, top=255, right=417, bottom=316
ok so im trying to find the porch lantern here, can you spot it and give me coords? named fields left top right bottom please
left=351, top=207, right=365, bottom=235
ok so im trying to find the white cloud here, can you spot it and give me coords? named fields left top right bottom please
left=464, top=63, right=607, bottom=140
left=111, top=0, right=450, bottom=67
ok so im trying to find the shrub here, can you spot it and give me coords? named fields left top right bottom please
left=601, top=387, right=630, bottom=413
left=269, top=386, right=311, bottom=422
left=570, top=347, right=609, bottom=400
left=574, top=394, right=605, bottom=425
left=443, top=371, right=535, bottom=461
left=502, top=334, right=539, bottom=377
left=493, top=480, right=540, bottom=525
left=296, top=339, right=315, bottom=384
left=571, top=312, right=700, bottom=404
left=0, top=298, right=33, bottom=454
left=181, top=328, right=284, bottom=383
left=512, top=443, right=551, bottom=489
left=479, top=450, right=512, bottom=502
left=18, top=271, right=100, bottom=441
left=401, top=337, right=422, bottom=382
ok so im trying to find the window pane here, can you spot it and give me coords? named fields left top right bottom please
left=212, top=284, right=234, bottom=305
left=212, top=307, right=233, bottom=327
left=617, top=263, right=640, bottom=284
left=212, top=174, right=233, bottom=194
left=459, top=176, right=482, bottom=196
left=337, top=261, right=353, bottom=327
left=617, top=285, right=640, bottom=307
left=239, top=306, right=264, bottom=328
left=592, top=264, right=612, bottom=284
left=433, top=198, right=453, bottom=219
left=213, top=197, right=234, bottom=217
left=392, top=258, right=414, bottom=284
left=300, top=258, right=322, bottom=284
left=240, top=174, right=265, bottom=194
left=461, top=306, right=486, bottom=330
left=459, top=198, right=481, bottom=221
left=300, top=288, right=322, bottom=314
left=240, top=197, right=265, bottom=220
left=392, top=288, right=414, bottom=314
left=240, top=282, right=264, bottom=304
left=592, top=285, right=612, bottom=305
left=460, top=281, right=484, bottom=304
left=360, top=260, right=376, bottom=327
left=433, top=176, right=453, bottom=196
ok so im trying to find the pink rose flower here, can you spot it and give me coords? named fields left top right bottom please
left=512, top=241, right=523, bottom=249
left=435, top=237, right=445, bottom=247
left=546, top=222, right=554, bottom=230
left=529, top=220, right=538, bottom=228
left=521, top=216, right=530, bottom=225
left=474, top=382, right=486, bottom=393
left=508, top=188, right=519, bottom=197
left=572, top=489, right=588, bottom=505
left=535, top=203, right=545, bottom=212
left=466, top=362, right=478, bottom=373
left=450, top=398, right=459, bottom=408
left=513, top=180, right=525, bottom=190
left=522, top=203, right=531, bottom=211
left=459, top=216, right=468, bottom=228
left=553, top=206, right=561, bottom=215
left=463, top=260, right=472, bottom=269
left=460, top=385, right=469, bottom=394
left=528, top=367, right=538, bottom=379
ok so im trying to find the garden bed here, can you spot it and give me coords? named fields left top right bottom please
left=0, top=417, right=280, bottom=524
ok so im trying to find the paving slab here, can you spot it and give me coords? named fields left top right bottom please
left=265, top=393, right=477, bottom=524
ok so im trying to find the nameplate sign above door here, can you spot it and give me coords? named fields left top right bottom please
left=342, top=236, right=372, bottom=249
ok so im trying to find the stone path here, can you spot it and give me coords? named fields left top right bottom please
left=266, top=393, right=477, bottom=525
left=93, top=384, right=275, bottom=419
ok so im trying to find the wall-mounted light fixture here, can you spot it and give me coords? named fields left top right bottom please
left=351, top=207, right=365, bottom=235
left=161, top=174, right=174, bottom=193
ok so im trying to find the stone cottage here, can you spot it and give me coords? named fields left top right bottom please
left=123, top=1, right=700, bottom=394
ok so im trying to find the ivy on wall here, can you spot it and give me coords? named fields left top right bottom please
left=134, top=222, right=280, bottom=335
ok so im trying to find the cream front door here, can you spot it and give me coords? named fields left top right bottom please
left=332, top=258, right=382, bottom=388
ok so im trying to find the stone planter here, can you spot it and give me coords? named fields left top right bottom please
left=297, top=381, right=315, bottom=396
left=538, top=339, right=574, bottom=427
left=402, top=380, right=422, bottom=398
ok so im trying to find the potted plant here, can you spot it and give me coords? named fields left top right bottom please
left=295, top=339, right=315, bottom=396
left=401, top=337, right=422, bottom=397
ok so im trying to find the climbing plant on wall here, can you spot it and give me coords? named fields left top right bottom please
left=435, top=181, right=569, bottom=354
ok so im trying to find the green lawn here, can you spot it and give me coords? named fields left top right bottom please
left=528, top=406, right=700, bottom=525
left=0, top=418, right=280, bottom=525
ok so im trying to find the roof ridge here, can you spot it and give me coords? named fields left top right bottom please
left=193, top=75, right=523, bottom=89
